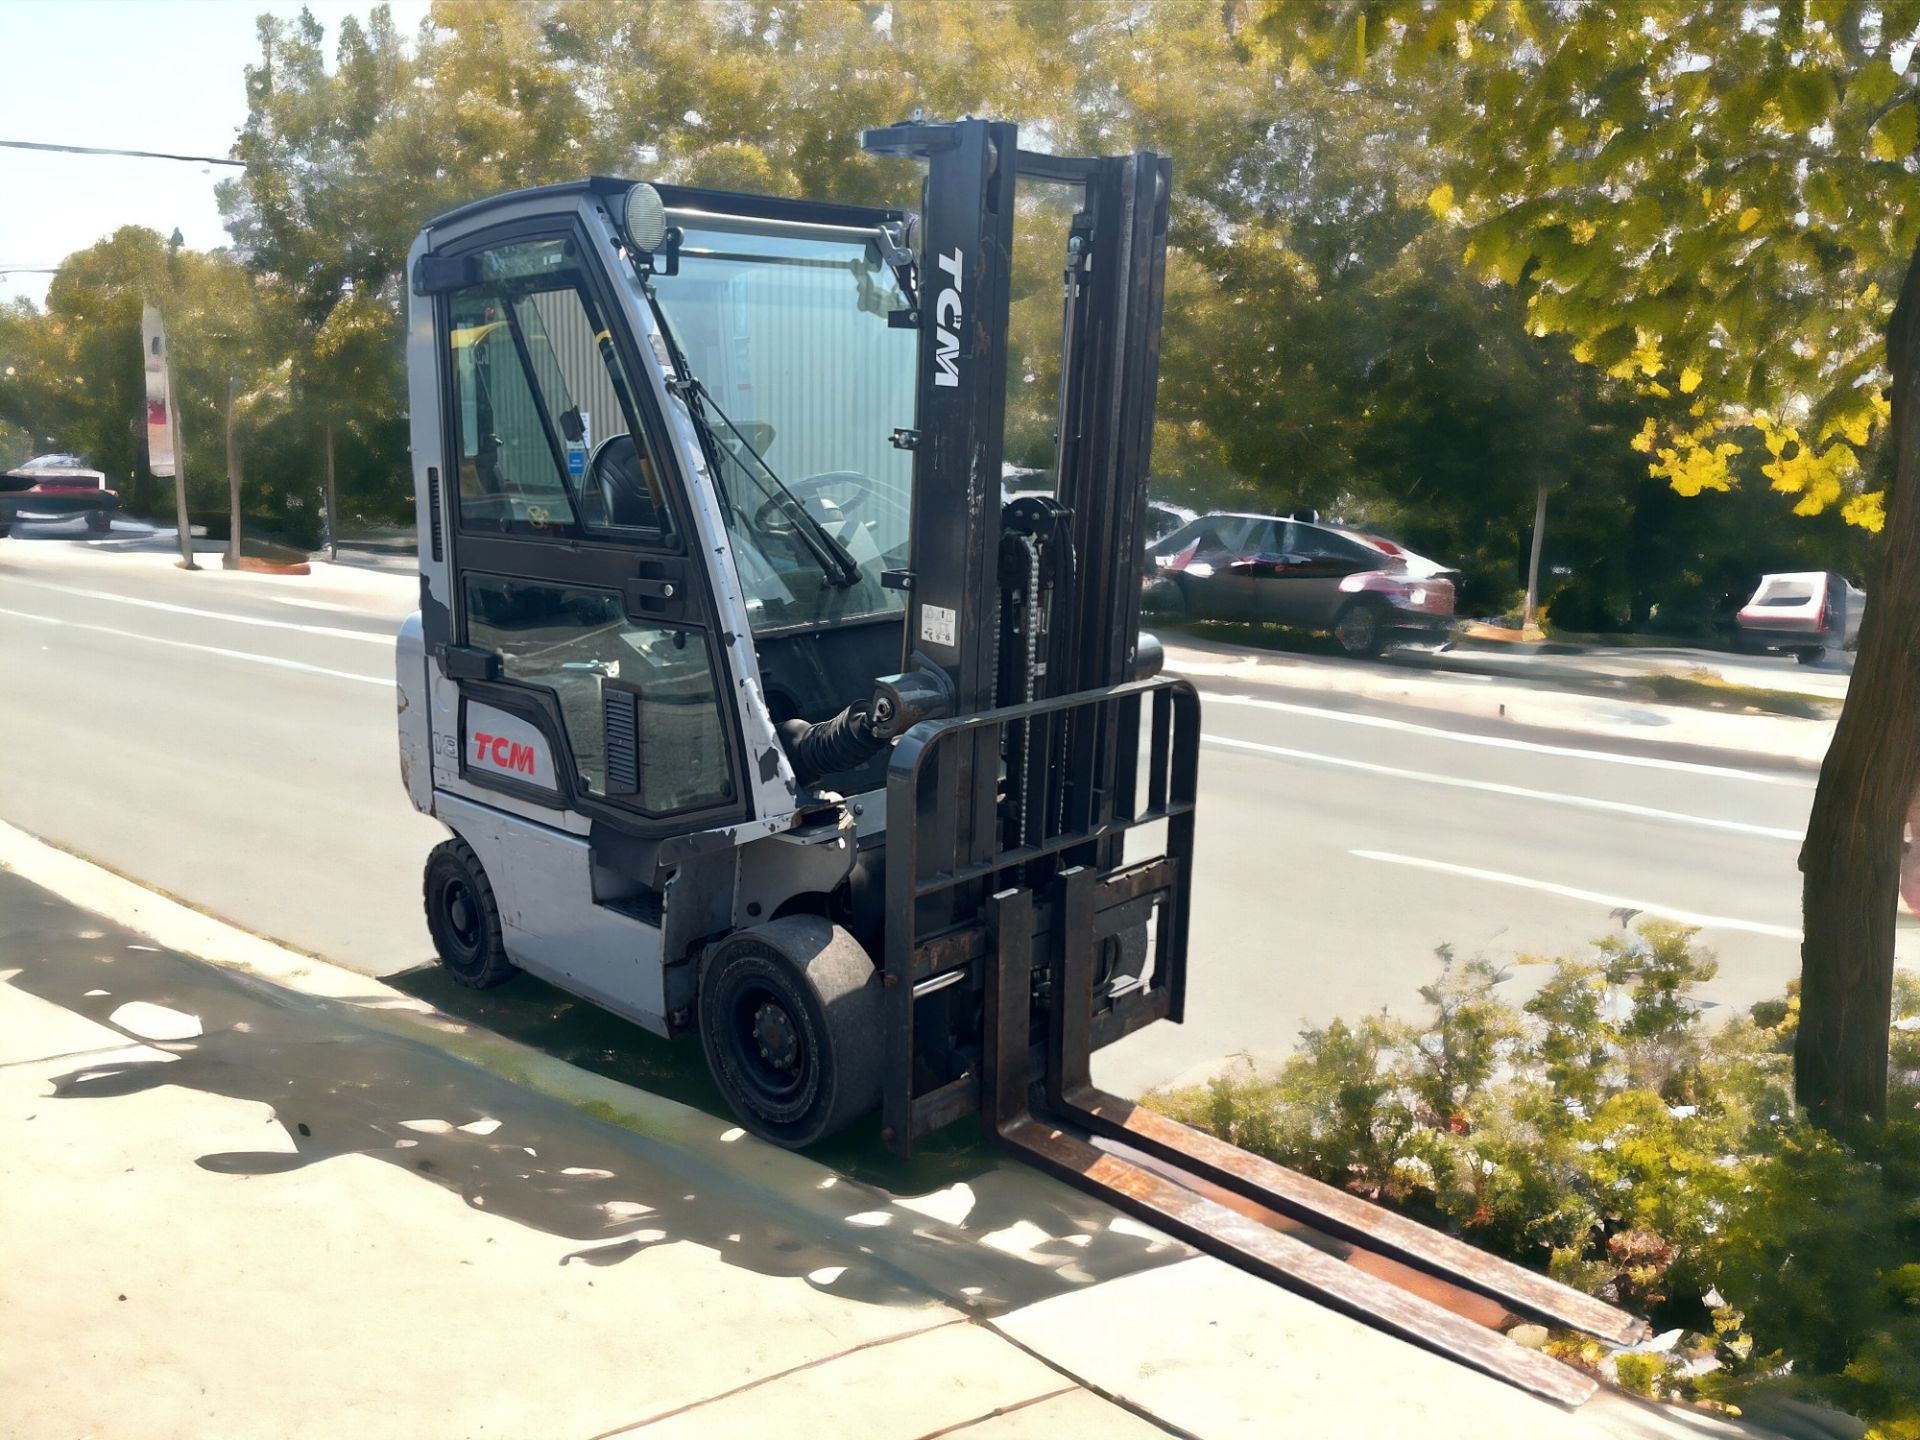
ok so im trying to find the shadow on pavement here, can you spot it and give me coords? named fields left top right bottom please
left=384, top=961, right=996, bottom=1196
left=2, top=870, right=1185, bottom=1317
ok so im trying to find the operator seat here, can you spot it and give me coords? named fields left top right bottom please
left=593, top=434, right=662, bottom=530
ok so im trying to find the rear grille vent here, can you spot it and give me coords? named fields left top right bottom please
left=604, top=691, right=638, bottom=794
left=427, top=466, right=444, bottom=561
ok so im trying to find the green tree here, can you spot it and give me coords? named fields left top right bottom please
left=1252, top=0, right=1920, bottom=1129
left=0, top=228, right=285, bottom=524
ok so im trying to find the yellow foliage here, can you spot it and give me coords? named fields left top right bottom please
left=1756, top=414, right=1861, bottom=517
left=1428, top=182, right=1456, bottom=220
left=1606, top=328, right=1664, bottom=380
left=1648, top=426, right=1742, bottom=496
left=1571, top=337, right=1595, bottom=364
left=1679, top=366, right=1702, bottom=394
left=1569, top=218, right=1598, bottom=245
left=1842, top=490, right=1887, bottom=532
left=1737, top=207, right=1761, bottom=232
left=1630, top=418, right=1657, bottom=453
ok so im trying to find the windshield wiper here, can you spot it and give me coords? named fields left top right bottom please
left=684, top=377, right=862, bottom=589
left=637, top=280, right=860, bottom=590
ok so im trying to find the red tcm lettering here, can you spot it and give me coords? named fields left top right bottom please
left=471, top=731, right=537, bottom=776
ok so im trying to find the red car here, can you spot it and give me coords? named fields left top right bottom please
left=1144, top=511, right=1458, bottom=656
left=0, top=455, right=120, bottom=536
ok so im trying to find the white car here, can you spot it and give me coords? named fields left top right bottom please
left=1735, top=571, right=1864, bottom=664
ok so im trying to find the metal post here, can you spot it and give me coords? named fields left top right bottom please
left=224, top=376, right=242, bottom=570
left=323, top=417, right=338, bottom=562
left=170, top=395, right=197, bottom=571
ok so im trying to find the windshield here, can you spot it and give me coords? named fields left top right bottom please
left=649, top=218, right=916, bottom=634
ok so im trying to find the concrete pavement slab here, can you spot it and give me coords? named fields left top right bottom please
left=605, top=1320, right=1115, bottom=1439
left=0, top=911, right=952, bottom=1439
left=990, top=1259, right=1774, bottom=1440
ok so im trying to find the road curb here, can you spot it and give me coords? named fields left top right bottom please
left=1181, top=670, right=1828, bottom=778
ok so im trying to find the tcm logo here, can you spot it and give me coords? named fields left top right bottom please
left=932, top=247, right=964, bottom=388
left=473, top=731, right=538, bottom=776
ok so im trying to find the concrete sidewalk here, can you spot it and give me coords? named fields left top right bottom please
left=0, top=824, right=1786, bottom=1440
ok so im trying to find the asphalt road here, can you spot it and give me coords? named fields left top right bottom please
left=0, top=539, right=1839, bottom=1096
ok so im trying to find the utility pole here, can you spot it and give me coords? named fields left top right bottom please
left=1521, top=477, right=1549, bottom=634
left=224, top=375, right=243, bottom=569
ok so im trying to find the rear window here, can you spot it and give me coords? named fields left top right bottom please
left=1751, top=581, right=1815, bottom=607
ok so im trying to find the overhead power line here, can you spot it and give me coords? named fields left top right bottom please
left=0, top=139, right=245, bottom=167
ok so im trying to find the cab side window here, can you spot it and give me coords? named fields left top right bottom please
left=465, top=575, right=733, bottom=815
left=446, top=238, right=674, bottom=543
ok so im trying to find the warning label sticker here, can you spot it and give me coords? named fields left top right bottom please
left=920, top=603, right=957, bottom=648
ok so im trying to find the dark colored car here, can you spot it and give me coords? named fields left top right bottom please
left=1143, top=511, right=1458, bottom=656
left=0, top=455, right=120, bottom=536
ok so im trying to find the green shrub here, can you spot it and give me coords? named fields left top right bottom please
left=1147, top=924, right=1920, bottom=1435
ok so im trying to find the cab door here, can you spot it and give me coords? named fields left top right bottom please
left=434, top=228, right=748, bottom=834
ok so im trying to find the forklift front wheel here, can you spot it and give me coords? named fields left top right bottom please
left=698, top=917, right=883, bottom=1149
left=423, top=839, right=518, bottom=989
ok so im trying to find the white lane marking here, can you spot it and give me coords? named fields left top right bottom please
left=1197, top=689, right=1817, bottom=788
left=266, top=593, right=396, bottom=616
left=1350, top=849, right=1802, bottom=940
left=0, top=606, right=387, bottom=686
left=1202, top=733, right=1805, bottom=842
left=0, top=576, right=394, bottom=645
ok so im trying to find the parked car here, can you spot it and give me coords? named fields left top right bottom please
left=1001, top=465, right=1196, bottom=554
left=1143, top=511, right=1458, bottom=656
left=1734, top=570, right=1863, bottom=665
left=0, top=454, right=120, bottom=536
left=1143, top=498, right=1198, bottom=549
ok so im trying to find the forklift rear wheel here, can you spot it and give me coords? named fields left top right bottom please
left=698, top=916, right=883, bottom=1149
left=423, top=838, right=518, bottom=988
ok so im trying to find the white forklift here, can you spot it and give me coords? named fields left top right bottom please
left=397, top=118, right=1642, bottom=1402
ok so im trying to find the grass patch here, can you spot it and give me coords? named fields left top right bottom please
left=1640, top=667, right=1836, bottom=720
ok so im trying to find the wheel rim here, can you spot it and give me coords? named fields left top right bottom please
left=1337, top=606, right=1378, bottom=652
left=726, top=983, right=811, bottom=1112
left=442, top=878, right=483, bottom=959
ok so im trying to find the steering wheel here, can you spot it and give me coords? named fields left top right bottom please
left=749, top=470, right=884, bottom=535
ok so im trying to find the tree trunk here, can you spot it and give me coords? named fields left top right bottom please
left=323, top=418, right=339, bottom=562
left=1522, top=478, right=1548, bottom=631
left=224, top=376, right=243, bottom=570
left=1795, top=236, right=1920, bottom=1133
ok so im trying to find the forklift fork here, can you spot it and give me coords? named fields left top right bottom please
left=983, top=875, right=1650, bottom=1410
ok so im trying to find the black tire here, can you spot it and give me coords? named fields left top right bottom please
left=698, top=916, right=883, bottom=1149
left=1334, top=598, right=1389, bottom=658
left=423, top=838, right=518, bottom=988
left=1142, top=576, right=1188, bottom=625
left=1795, top=645, right=1827, bottom=666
